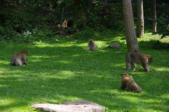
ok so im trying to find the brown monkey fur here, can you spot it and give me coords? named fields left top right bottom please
left=61, top=19, right=68, bottom=29
left=56, top=20, right=68, bottom=35
left=126, top=50, right=152, bottom=72
left=88, top=39, right=98, bottom=51
left=57, top=19, right=68, bottom=29
left=11, top=51, right=28, bottom=66
left=120, top=73, right=142, bottom=93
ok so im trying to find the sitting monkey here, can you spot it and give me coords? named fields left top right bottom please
left=120, top=73, right=142, bottom=93
left=126, top=50, right=152, bottom=72
left=57, top=19, right=68, bottom=29
left=11, top=51, right=28, bottom=66
left=88, top=39, right=98, bottom=51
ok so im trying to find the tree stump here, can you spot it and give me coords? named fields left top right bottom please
left=32, top=100, right=105, bottom=112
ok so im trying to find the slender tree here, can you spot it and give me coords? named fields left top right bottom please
left=104, top=0, right=108, bottom=5
left=152, top=0, right=157, bottom=33
left=122, top=0, right=139, bottom=52
left=0, top=0, right=4, bottom=6
left=136, top=0, right=144, bottom=37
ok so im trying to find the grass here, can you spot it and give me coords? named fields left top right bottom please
left=0, top=31, right=169, bottom=112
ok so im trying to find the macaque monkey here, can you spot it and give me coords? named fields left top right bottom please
left=57, top=19, right=68, bottom=29
left=61, top=19, right=68, bottom=29
left=88, top=39, right=98, bottom=51
left=126, top=50, right=152, bottom=72
left=120, top=73, right=142, bottom=93
left=56, top=19, right=68, bottom=35
left=11, top=51, right=28, bottom=66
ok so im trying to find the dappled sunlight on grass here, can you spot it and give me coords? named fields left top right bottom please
left=161, top=36, right=169, bottom=43
left=119, top=95, right=142, bottom=103
left=0, top=98, right=16, bottom=107
left=75, top=42, right=87, bottom=47
left=56, top=60, right=71, bottom=64
left=153, top=67, right=169, bottom=72
left=142, top=32, right=161, bottom=38
left=139, top=37, right=159, bottom=42
left=0, top=84, right=7, bottom=88
left=160, top=94, right=169, bottom=99
left=53, top=70, right=76, bottom=79
left=0, top=60, right=10, bottom=65
left=142, top=98, right=161, bottom=104
left=34, top=41, right=57, bottom=47
left=0, top=32, right=168, bottom=112
left=95, top=41, right=107, bottom=48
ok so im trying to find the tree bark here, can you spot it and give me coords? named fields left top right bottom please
left=104, top=0, right=108, bottom=5
left=136, top=0, right=144, bottom=38
left=152, top=0, right=157, bottom=33
left=122, top=0, right=139, bottom=52
left=0, top=0, right=4, bottom=6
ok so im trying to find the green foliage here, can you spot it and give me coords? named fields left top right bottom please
left=153, top=1, right=169, bottom=35
left=17, top=28, right=55, bottom=43
left=1, top=0, right=169, bottom=41
left=0, top=26, right=17, bottom=40
left=0, top=0, right=125, bottom=40
left=0, top=26, right=56, bottom=43
left=73, top=27, right=95, bottom=40
left=157, top=15, right=169, bottom=35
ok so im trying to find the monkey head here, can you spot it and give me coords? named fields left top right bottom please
left=121, top=73, right=130, bottom=78
left=144, top=55, right=152, bottom=64
left=20, top=51, right=28, bottom=55
left=121, top=73, right=142, bottom=93
left=121, top=73, right=133, bottom=81
left=89, top=39, right=93, bottom=43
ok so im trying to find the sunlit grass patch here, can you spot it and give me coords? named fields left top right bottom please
left=0, top=32, right=168, bottom=112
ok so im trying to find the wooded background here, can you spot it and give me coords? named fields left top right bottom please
left=0, top=0, right=169, bottom=41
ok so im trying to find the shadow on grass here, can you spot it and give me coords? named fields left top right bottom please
left=139, top=40, right=169, bottom=50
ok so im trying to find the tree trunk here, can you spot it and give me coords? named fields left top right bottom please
left=122, top=0, right=139, bottom=52
left=152, top=0, right=157, bottom=33
left=136, top=0, right=144, bottom=38
left=104, top=0, right=108, bottom=5
left=0, top=0, right=4, bottom=6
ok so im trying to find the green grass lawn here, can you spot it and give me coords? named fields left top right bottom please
left=0, top=32, right=169, bottom=112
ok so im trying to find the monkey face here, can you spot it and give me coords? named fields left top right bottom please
left=144, top=55, right=152, bottom=64
left=121, top=73, right=133, bottom=81
left=89, top=39, right=93, bottom=43
left=19, top=51, right=27, bottom=54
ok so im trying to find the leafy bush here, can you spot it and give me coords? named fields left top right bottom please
left=73, top=27, right=95, bottom=40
